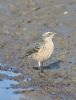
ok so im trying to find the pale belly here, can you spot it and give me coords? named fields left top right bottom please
left=33, top=43, right=54, bottom=62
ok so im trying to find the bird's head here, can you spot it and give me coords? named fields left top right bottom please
left=42, top=32, right=57, bottom=41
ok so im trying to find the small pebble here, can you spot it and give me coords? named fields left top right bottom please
left=64, top=11, right=68, bottom=15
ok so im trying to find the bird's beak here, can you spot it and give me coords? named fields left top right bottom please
left=53, top=33, right=57, bottom=39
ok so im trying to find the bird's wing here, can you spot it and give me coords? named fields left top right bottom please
left=25, top=44, right=40, bottom=56
left=19, top=42, right=42, bottom=59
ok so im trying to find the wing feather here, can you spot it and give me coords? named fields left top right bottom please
left=26, top=45, right=40, bottom=56
left=19, top=43, right=41, bottom=59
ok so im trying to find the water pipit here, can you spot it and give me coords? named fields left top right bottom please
left=21, top=32, right=57, bottom=73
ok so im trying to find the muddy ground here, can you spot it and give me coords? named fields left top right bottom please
left=0, top=0, right=76, bottom=100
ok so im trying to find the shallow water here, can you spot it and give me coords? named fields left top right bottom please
left=0, top=65, right=34, bottom=100
left=0, top=70, right=21, bottom=100
left=0, top=80, right=20, bottom=100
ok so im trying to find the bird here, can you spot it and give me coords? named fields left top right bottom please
left=20, top=32, right=57, bottom=73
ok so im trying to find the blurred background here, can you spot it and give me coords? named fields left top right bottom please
left=0, top=0, right=76, bottom=100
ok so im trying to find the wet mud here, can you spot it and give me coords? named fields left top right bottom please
left=0, top=0, right=76, bottom=100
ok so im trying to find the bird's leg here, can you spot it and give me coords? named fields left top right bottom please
left=38, top=61, right=41, bottom=67
left=38, top=61, right=43, bottom=73
left=41, top=62, right=43, bottom=73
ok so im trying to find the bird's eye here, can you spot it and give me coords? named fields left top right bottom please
left=48, top=32, right=51, bottom=35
